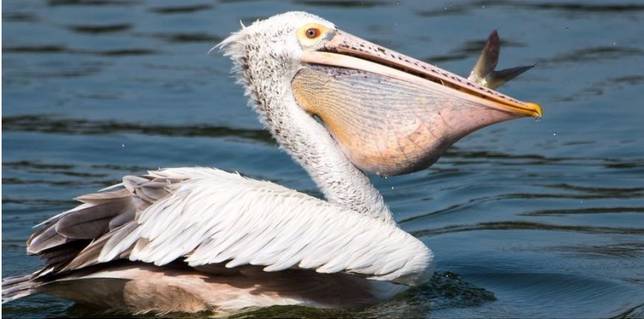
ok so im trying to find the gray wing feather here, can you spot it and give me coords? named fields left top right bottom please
left=24, top=172, right=184, bottom=278
left=55, top=200, right=131, bottom=239
left=27, top=224, right=70, bottom=255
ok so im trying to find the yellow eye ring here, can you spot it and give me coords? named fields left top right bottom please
left=305, top=27, right=320, bottom=39
left=297, top=23, right=331, bottom=47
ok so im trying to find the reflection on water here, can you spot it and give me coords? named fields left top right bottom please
left=3, top=0, right=644, bottom=318
left=3, top=115, right=274, bottom=143
left=417, top=1, right=644, bottom=16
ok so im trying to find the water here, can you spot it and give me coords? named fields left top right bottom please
left=3, top=0, right=644, bottom=318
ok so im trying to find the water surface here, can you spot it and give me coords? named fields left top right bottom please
left=3, top=0, right=644, bottom=318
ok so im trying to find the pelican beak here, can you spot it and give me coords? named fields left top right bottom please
left=294, top=30, right=542, bottom=175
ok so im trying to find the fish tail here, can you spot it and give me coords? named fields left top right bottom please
left=468, top=30, right=534, bottom=89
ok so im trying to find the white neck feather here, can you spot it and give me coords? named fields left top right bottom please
left=272, top=93, right=394, bottom=224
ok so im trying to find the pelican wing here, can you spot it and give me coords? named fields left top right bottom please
left=27, top=168, right=432, bottom=285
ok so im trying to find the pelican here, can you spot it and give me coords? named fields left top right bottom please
left=3, top=12, right=541, bottom=316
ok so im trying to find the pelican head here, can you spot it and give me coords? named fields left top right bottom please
left=220, top=12, right=542, bottom=176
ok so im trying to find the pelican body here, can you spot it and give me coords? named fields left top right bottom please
left=2, top=12, right=541, bottom=315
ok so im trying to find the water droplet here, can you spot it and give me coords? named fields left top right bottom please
left=121, top=143, right=126, bottom=148
left=552, top=132, right=558, bottom=137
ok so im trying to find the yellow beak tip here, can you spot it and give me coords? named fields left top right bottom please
left=526, top=102, right=543, bottom=118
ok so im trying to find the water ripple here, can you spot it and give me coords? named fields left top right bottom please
left=292, top=0, right=392, bottom=8
left=3, top=115, right=274, bottom=143
left=550, top=242, right=644, bottom=258
left=3, top=45, right=157, bottom=56
left=3, top=12, right=39, bottom=22
left=2, top=177, right=116, bottom=188
left=145, top=32, right=222, bottom=43
left=148, top=4, right=213, bottom=14
left=539, top=46, right=644, bottom=66
left=47, top=0, right=140, bottom=6
left=417, top=1, right=644, bottom=17
left=558, top=75, right=644, bottom=102
left=413, top=221, right=644, bottom=237
left=67, top=23, right=132, bottom=34
left=542, top=183, right=644, bottom=197
left=516, top=2, right=644, bottom=13
left=610, top=302, right=644, bottom=319
left=2, top=198, right=76, bottom=207
left=523, top=207, right=644, bottom=216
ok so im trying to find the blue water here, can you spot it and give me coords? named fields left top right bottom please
left=3, top=0, right=644, bottom=318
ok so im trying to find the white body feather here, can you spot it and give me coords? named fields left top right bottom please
left=96, top=167, right=432, bottom=284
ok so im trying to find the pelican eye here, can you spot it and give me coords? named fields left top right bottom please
left=297, top=23, right=331, bottom=48
left=305, top=28, right=320, bottom=39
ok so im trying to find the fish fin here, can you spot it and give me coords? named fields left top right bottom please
left=485, top=65, right=535, bottom=89
left=468, top=30, right=533, bottom=89
left=468, top=30, right=500, bottom=84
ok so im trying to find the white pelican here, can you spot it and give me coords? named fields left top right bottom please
left=2, top=12, right=541, bottom=315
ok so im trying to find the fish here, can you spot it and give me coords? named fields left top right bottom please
left=468, top=30, right=535, bottom=89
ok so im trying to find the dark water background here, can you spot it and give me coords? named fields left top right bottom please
left=3, top=0, right=644, bottom=318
